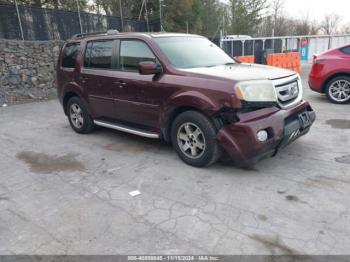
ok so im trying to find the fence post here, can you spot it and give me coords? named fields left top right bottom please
left=76, top=0, right=83, bottom=33
left=14, top=0, right=24, bottom=40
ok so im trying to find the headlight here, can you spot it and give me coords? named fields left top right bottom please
left=234, top=80, right=277, bottom=102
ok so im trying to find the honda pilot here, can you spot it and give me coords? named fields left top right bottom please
left=56, top=32, right=315, bottom=167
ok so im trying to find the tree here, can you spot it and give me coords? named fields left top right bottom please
left=229, top=0, right=268, bottom=35
left=321, top=13, right=341, bottom=35
left=162, top=0, right=203, bottom=33
left=271, top=0, right=284, bottom=36
left=6, top=0, right=88, bottom=11
left=341, top=24, right=350, bottom=34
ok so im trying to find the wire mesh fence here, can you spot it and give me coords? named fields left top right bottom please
left=0, top=3, right=160, bottom=41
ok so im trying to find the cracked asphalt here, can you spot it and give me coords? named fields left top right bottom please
left=0, top=66, right=349, bottom=255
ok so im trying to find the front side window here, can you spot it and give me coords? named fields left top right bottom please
left=154, top=36, right=234, bottom=69
left=84, top=40, right=113, bottom=69
left=62, top=42, right=80, bottom=68
left=120, top=40, right=156, bottom=72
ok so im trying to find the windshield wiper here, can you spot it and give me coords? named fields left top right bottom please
left=223, top=62, right=236, bottom=66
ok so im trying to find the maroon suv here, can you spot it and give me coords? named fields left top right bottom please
left=56, top=32, right=315, bottom=167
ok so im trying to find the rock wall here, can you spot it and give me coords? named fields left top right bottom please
left=0, top=39, right=63, bottom=105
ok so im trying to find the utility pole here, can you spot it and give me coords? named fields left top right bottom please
left=159, top=0, right=163, bottom=32
left=119, top=0, right=124, bottom=32
left=138, top=0, right=145, bottom=20
left=76, top=0, right=83, bottom=33
left=145, top=0, right=149, bottom=32
left=222, top=15, right=225, bottom=36
left=14, top=0, right=24, bottom=40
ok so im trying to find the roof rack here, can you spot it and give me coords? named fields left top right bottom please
left=72, top=29, right=119, bottom=39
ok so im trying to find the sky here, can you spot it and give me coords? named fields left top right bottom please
left=221, top=0, right=349, bottom=25
left=282, top=0, right=349, bottom=24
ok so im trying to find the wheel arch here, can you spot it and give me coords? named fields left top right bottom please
left=322, top=72, right=350, bottom=93
left=161, top=105, right=224, bottom=142
left=63, top=91, right=80, bottom=115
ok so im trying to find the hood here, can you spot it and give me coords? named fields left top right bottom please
left=180, top=63, right=296, bottom=82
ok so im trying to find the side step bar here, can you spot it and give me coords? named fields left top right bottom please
left=94, top=120, right=160, bottom=139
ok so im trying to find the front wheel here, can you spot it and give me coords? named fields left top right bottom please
left=325, top=76, right=350, bottom=104
left=67, top=96, right=94, bottom=134
left=171, top=111, right=221, bottom=167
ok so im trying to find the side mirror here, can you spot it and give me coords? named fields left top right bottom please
left=139, top=61, right=162, bottom=75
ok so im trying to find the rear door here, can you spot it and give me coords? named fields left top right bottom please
left=80, top=40, right=116, bottom=118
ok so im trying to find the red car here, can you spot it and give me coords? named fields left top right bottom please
left=309, top=45, right=350, bottom=104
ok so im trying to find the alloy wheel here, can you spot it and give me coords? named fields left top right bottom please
left=329, top=80, right=350, bottom=102
left=69, top=103, right=84, bottom=129
left=177, top=122, right=206, bottom=159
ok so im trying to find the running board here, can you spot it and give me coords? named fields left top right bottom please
left=94, top=120, right=160, bottom=139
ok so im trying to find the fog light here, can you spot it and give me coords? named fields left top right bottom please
left=257, top=130, right=268, bottom=142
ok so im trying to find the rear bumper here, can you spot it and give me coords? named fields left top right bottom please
left=308, top=76, right=324, bottom=93
left=216, top=100, right=315, bottom=165
left=308, top=64, right=325, bottom=93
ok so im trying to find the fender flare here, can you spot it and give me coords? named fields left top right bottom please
left=62, top=82, right=92, bottom=115
left=160, top=91, right=222, bottom=141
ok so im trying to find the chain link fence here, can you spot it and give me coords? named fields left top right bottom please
left=0, top=3, right=160, bottom=41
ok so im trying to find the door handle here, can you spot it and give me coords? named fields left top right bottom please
left=119, top=81, right=127, bottom=86
left=80, top=76, right=89, bottom=83
left=113, top=80, right=127, bottom=87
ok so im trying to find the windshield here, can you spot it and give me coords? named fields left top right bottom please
left=154, top=36, right=235, bottom=69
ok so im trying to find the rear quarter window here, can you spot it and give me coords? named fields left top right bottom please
left=62, top=43, right=80, bottom=68
left=340, top=46, right=350, bottom=55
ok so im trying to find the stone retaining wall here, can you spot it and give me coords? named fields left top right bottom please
left=0, top=39, right=63, bottom=105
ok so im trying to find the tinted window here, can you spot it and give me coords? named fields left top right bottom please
left=84, top=42, right=92, bottom=67
left=85, top=41, right=113, bottom=69
left=120, top=40, right=156, bottom=71
left=341, top=46, right=350, bottom=55
left=62, top=43, right=80, bottom=68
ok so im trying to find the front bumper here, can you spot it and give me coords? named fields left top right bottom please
left=216, top=100, right=315, bottom=165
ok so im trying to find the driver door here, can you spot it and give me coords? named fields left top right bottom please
left=113, top=39, right=164, bottom=128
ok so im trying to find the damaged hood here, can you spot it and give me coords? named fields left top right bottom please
left=180, top=63, right=297, bottom=82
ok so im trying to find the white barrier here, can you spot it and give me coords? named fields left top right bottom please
left=220, top=34, right=350, bottom=61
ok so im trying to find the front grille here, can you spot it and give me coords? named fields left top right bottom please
left=272, top=75, right=302, bottom=109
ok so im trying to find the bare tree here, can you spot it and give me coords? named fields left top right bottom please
left=271, top=0, right=284, bottom=35
left=321, top=13, right=341, bottom=35
left=341, top=24, right=350, bottom=34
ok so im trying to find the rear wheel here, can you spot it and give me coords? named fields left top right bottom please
left=67, top=96, right=94, bottom=134
left=171, top=111, right=221, bottom=167
left=325, top=76, right=350, bottom=104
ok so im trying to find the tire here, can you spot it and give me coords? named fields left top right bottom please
left=171, top=110, right=221, bottom=167
left=66, top=96, right=94, bottom=134
left=325, top=76, right=350, bottom=104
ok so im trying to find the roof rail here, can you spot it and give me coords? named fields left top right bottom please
left=72, top=29, right=119, bottom=39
